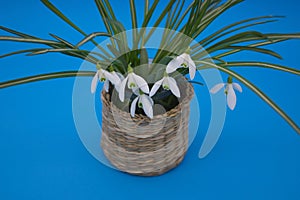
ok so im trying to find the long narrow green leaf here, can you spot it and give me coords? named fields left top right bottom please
left=215, top=38, right=287, bottom=58
left=141, top=0, right=160, bottom=28
left=195, top=19, right=279, bottom=51
left=188, top=0, right=211, bottom=37
left=49, top=33, right=75, bottom=48
left=196, top=60, right=300, bottom=134
left=222, top=61, right=300, bottom=75
left=75, top=32, right=111, bottom=48
left=193, top=0, right=244, bottom=39
left=0, top=26, right=38, bottom=38
left=0, top=48, right=45, bottom=58
left=169, top=0, right=185, bottom=29
left=0, top=26, right=72, bottom=50
left=26, top=48, right=103, bottom=62
left=205, top=31, right=267, bottom=54
left=94, top=0, right=113, bottom=35
left=224, top=45, right=283, bottom=59
left=0, top=71, right=96, bottom=89
left=196, top=15, right=282, bottom=48
left=189, top=80, right=204, bottom=86
left=0, top=36, right=59, bottom=44
left=102, top=0, right=117, bottom=20
left=144, top=0, right=149, bottom=16
left=144, top=0, right=176, bottom=44
left=172, top=0, right=194, bottom=31
left=129, top=0, right=138, bottom=30
left=0, top=25, right=100, bottom=63
left=129, top=0, right=138, bottom=50
left=138, top=0, right=159, bottom=46
left=41, top=0, right=86, bottom=36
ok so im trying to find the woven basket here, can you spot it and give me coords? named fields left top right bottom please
left=101, top=79, right=194, bottom=176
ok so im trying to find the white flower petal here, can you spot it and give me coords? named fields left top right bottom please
left=104, top=80, right=109, bottom=92
left=233, top=83, right=242, bottom=93
left=130, top=96, right=139, bottom=117
left=210, top=83, right=225, bottom=94
left=91, top=71, right=99, bottom=93
left=178, top=53, right=189, bottom=64
left=188, top=64, right=196, bottom=80
left=166, top=77, right=180, bottom=98
left=116, top=72, right=125, bottom=81
left=188, top=57, right=196, bottom=80
left=149, top=78, right=164, bottom=97
left=148, top=96, right=154, bottom=106
left=141, top=95, right=153, bottom=119
left=132, top=73, right=149, bottom=94
left=127, top=73, right=135, bottom=89
left=99, top=69, right=105, bottom=80
left=104, top=71, right=120, bottom=85
left=227, top=84, right=237, bottom=110
left=118, top=76, right=128, bottom=102
left=132, top=86, right=139, bottom=95
left=166, top=58, right=181, bottom=73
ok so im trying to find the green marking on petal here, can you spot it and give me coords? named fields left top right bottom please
left=129, top=82, right=136, bottom=88
left=100, top=77, right=106, bottom=82
left=181, top=63, right=188, bottom=68
left=138, top=102, right=143, bottom=108
left=163, top=85, right=170, bottom=90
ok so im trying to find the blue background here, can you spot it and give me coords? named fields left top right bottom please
left=0, top=0, right=299, bottom=199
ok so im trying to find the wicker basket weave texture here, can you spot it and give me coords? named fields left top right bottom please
left=101, top=81, right=194, bottom=176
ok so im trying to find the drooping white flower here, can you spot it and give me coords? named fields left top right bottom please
left=91, top=68, right=121, bottom=93
left=110, top=71, right=124, bottom=92
left=166, top=53, right=196, bottom=80
left=210, top=79, right=242, bottom=110
left=130, top=92, right=154, bottom=119
left=118, top=67, right=149, bottom=102
left=149, top=75, right=180, bottom=98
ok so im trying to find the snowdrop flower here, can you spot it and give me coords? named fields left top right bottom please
left=149, top=73, right=180, bottom=98
left=119, top=64, right=149, bottom=102
left=130, top=91, right=154, bottom=119
left=166, top=49, right=196, bottom=80
left=91, top=67, right=122, bottom=93
left=110, top=71, right=124, bottom=92
left=210, top=77, right=242, bottom=110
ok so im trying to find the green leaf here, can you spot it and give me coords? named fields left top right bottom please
left=172, top=0, right=194, bottom=31
left=144, top=0, right=176, bottom=42
left=75, top=32, right=112, bottom=48
left=0, top=36, right=59, bottom=45
left=189, top=80, right=204, bottom=86
left=144, top=0, right=149, bottom=16
left=215, top=38, right=287, bottom=58
left=0, top=71, right=96, bottom=89
left=49, top=33, right=75, bottom=48
left=129, top=0, right=138, bottom=30
left=41, top=0, right=87, bottom=36
left=205, top=31, right=266, bottom=53
left=139, top=47, right=149, bottom=65
left=196, top=60, right=300, bottom=134
left=94, top=0, right=113, bottom=35
left=129, top=0, right=138, bottom=50
left=223, top=45, right=283, bottom=59
left=0, top=48, right=45, bottom=58
left=197, top=15, right=282, bottom=48
left=102, top=0, right=117, bottom=21
left=0, top=26, right=38, bottom=38
left=193, top=0, right=244, bottom=38
left=222, top=61, right=300, bottom=75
